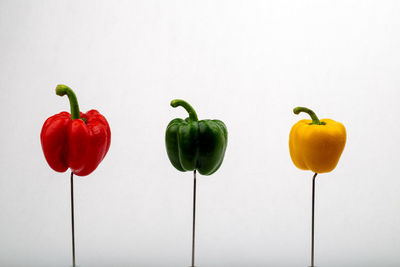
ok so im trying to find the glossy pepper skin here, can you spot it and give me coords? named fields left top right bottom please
left=40, top=85, right=111, bottom=176
left=289, top=107, right=346, bottom=173
left=165, top=99, right=228, bottom=175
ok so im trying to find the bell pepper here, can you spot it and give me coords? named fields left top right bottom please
left=289, top=107, right=346, bottom=173
left=165, top=99, right=228, bottom=175
left=40, top=85, right=111, bottom=176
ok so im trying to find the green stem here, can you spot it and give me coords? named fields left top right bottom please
left=55, top=84, right=83, bottom=121
left=293, top=107, right=325, bottom=125
left=170, top=99, right=198, bottom=121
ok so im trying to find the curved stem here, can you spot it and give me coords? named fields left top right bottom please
left=293, top=107, right=325, bottom=125
left=55, top=84, right=82, bottom=120
left=171, top=99, right=198, bottom=121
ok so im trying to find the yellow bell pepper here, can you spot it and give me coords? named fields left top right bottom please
left=289, top=107, right=346, bottom=173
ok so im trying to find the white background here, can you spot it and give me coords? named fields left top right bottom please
left=1, top=1, right=400, bottom=266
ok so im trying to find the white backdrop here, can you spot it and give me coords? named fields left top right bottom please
left=1, top=1, right=400, bottom=266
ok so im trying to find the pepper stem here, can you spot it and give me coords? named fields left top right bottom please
left=293, top=107, right=325, bottom=125
left=55, top=84, right=83, bottom=121
left=171, top=99, right=198, bottom=121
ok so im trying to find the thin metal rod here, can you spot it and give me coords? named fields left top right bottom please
left=191, top=170, right=197, bottom=267
left=311, top=172, right=318, bottom=267
left=70, top=171, right=76, bottom=267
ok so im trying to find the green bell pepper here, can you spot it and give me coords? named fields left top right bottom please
left=165, top=99, right=228, bottom=175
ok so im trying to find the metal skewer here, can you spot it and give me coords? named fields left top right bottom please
left=191, top=170, right=197, bottom=267
left=310, top=173, right=318, bottom=267
left=70, top=171, right=76, bottom=267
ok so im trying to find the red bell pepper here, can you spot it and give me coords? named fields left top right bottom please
left=40, top=85, right=111, bottom=176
